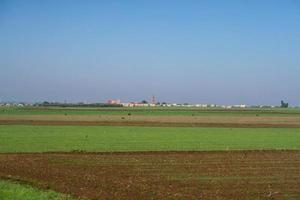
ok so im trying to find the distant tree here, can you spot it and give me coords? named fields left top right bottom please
left=281, top=100, right=289, bottom=108
left=42, top=101, right=50, bottom=105
left=141, top=100, right=148, bottom=104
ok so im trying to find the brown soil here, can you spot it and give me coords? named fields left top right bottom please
left=1, top=115, right=300, bottom=128
left=1, top=151, right=300, bottom=200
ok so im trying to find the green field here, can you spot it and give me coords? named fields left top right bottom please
left=1, top=106, right=300, bottom=116
left=1, top=125, right=300, bottom=152
left=0, top=180, right=73, bottom=200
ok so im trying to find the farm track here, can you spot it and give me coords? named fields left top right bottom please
left=0, top=151, right=300, bottom=200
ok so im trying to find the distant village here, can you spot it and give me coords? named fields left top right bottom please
left=0, top=97, right=292, bottom=108
left=107, top=98, right=249, bottom=109
left=111, top=98, right=290, bottom=108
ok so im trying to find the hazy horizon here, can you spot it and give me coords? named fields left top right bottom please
left=1, top=1, right=300, bottom=106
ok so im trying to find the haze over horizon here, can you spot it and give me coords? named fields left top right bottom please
left=1, top=0, right=300, bottom=105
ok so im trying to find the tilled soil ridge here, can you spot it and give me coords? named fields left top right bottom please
left=0, top=151, right=300, bottom=200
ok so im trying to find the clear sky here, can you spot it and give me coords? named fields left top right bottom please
left=1, top=0, right=300, bottom=105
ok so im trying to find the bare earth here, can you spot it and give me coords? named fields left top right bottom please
left=1, top=151, right=300, bottom=200
left=1, top=115, right=300, bottom=127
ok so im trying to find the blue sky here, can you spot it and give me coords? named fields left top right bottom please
left=0, top=0, right=300, bottom=105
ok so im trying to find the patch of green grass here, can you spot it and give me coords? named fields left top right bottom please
left=0, top=180, right=73, bottom=200
left=0, top=125, right=300, bottom=152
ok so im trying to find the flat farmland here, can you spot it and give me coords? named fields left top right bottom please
left=0, top=151, right=300, bottom=200
left=1, top=107, right=300, bottom=128
left=1, top=106, right=300, bottom=200
left=2, top=106, right=300, bottom=116
left=1, top=125, right=300, bottom=152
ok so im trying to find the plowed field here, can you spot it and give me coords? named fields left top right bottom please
left=1, top=151, right=299, bottom=200
left=1, top=115, right=300, bottom=128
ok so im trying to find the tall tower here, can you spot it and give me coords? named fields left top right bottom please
left=151, top=95, right=156, bottom=104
